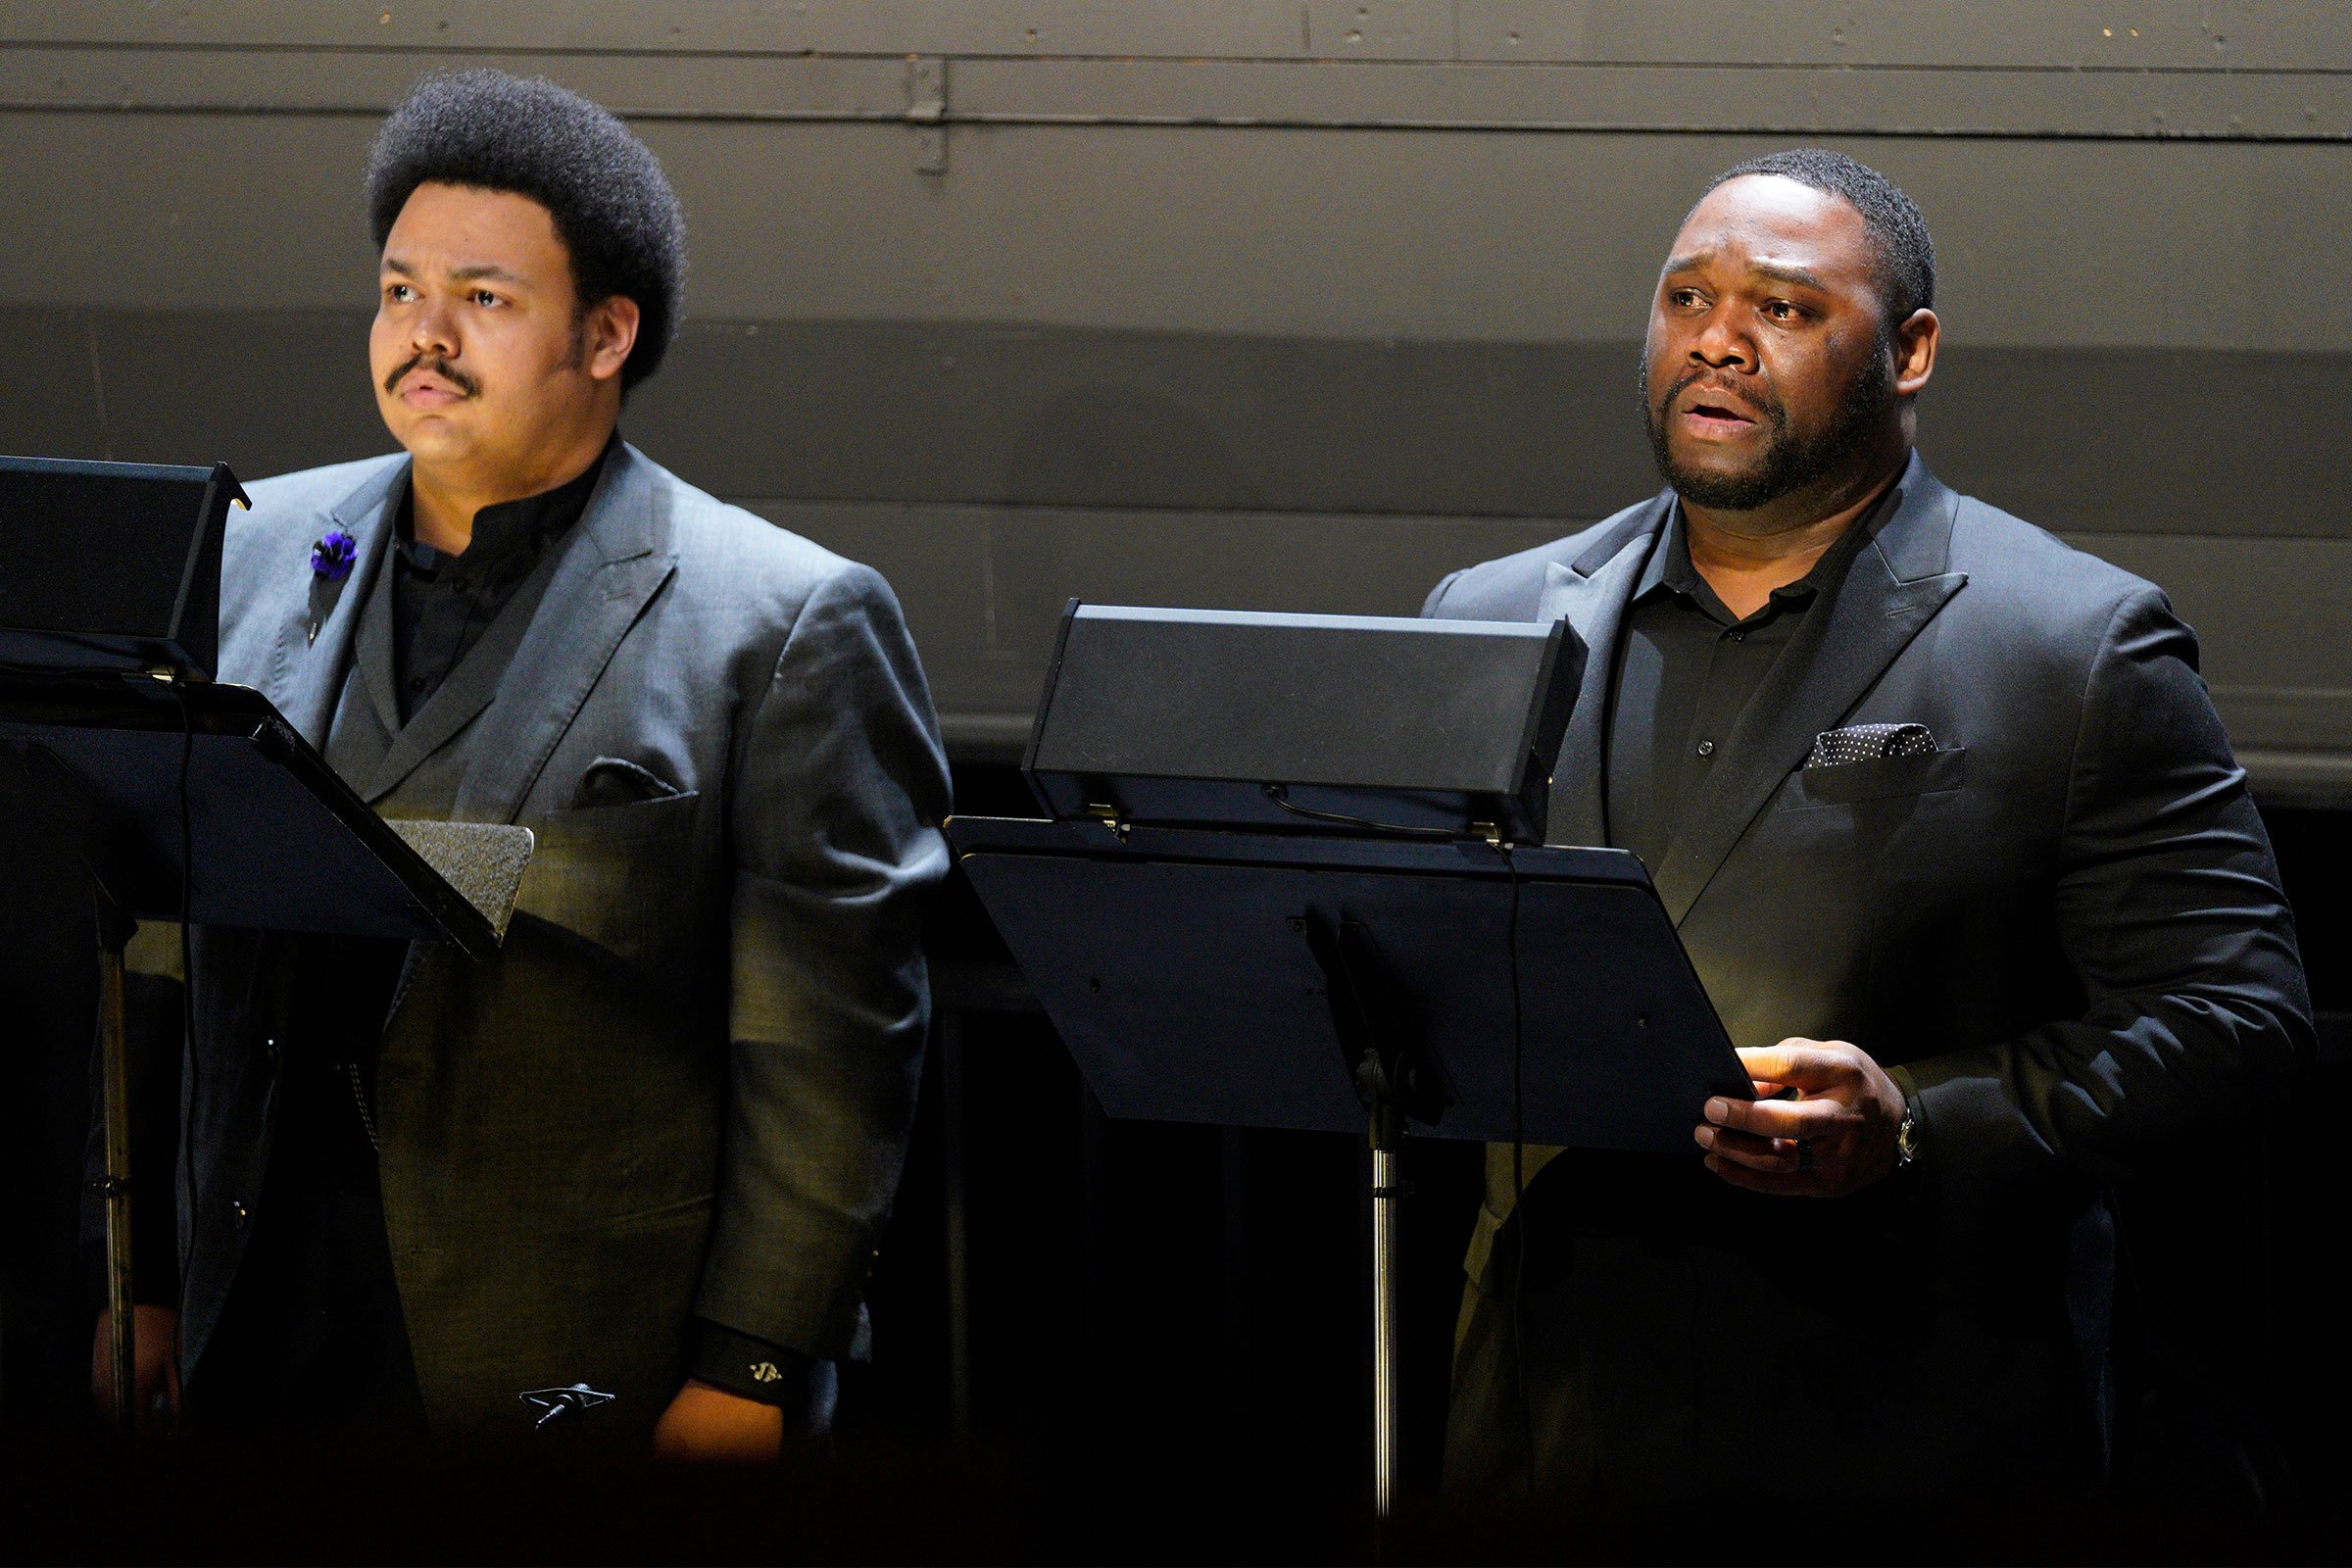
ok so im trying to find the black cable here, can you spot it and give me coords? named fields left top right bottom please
left=1499, top=843, right=1533, bottom=1503
left=169, top=677, right=196, bottom=1423
left=1259, top=783, right=1461, bottom=841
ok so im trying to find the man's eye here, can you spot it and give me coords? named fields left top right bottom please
left=1764, top=300, right=1803, bottom=321
left=1669, top=288, right=1704, bottom=309
left=470, top=289, right=502, bottom=308
left=385, top=283, right=414, bottom=303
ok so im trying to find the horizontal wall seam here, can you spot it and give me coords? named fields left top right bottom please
left=16, top=0, right=2345, bottom=73
left=5, top=43, right=2350, bottom=76
left=9, top=44, right=2343, bottom=138
left=3, top=102, right=2343, bottom=143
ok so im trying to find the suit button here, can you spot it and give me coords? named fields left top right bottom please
left=230, top=1200, right=250, bottom=1229
left=1696, top=739, right=1716, bottom=758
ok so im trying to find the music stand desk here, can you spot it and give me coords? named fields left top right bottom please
left=947, top=813, right=1747, bottom=1513
left=1, top=671, right=530, bottom=1431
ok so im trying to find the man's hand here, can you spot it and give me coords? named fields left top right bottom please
left=652, top=1378, right=784, bottom=1462
left=90, top=1305, right=180, bottom=1436
left=1693, top=1038, right=1908, bottom=1198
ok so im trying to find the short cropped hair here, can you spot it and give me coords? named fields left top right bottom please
left=365, top=70, right=687, bottom=388
left=1704, top=149, right=1935, bottom=328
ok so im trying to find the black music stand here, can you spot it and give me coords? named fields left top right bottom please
left=949, top=603, right=1750, bottom=1517
left=0, top=457, right=531, bottom=1435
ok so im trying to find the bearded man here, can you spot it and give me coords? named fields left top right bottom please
left=1424, top=150, right=2309, bottom=1518
left=92, top=71, right=950, bottom=1458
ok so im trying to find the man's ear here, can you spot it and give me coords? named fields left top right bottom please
left=1893, top=307, right=1938, bottom=398
left=583, top=295, right=642, bottom=385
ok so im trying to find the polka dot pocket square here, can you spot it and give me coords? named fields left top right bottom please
left=1806, top=722, right=1938, bottom=768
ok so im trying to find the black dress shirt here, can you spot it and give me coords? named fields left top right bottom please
left=389, top=439, right=612, bottom=722
left=1605, top=492, right=1891, bottom=872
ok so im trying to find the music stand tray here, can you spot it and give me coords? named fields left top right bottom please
left=947, top=812, right=1748, bottom=1511
left=1, top=670, right=532, bottom=1431
left=3, top=673, right=519, bottom=956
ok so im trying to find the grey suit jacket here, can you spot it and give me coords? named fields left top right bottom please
left=1427, top=454, right=2310, bottom=1484
left=173, top=443, right=951, bottom=1437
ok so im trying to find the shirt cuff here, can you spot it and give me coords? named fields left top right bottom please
left=687, top=1320, right=832, bottom=1431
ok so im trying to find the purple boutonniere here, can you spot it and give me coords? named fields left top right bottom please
left=311, top=529, right=358, bottom=582
left=306, top=529, right=358, bottom=645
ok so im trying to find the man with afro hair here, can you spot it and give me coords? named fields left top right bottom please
left=93, top=71, right=950, bottom=1459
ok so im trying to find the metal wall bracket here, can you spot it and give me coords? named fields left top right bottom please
left=908, top=56, right=949, bottom=174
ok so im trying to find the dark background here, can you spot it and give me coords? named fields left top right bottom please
left=3, top=2, right=2347, bottom=1556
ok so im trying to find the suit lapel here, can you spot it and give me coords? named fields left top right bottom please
left=1649, top=460, right=1968, bottom=925
left=271, top=462, right=407, bottom=749
left=450, top=444, right=677, bottom=824
left=352, top=544, right=403, bottom=743
left=1540, top=497, right=1670, bottom=848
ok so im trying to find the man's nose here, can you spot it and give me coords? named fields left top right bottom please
left=410, top=298, right=458, bottom=358
left=1688, top=316, right=1753, bottom=371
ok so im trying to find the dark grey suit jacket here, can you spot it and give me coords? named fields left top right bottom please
left=169, top=443, right=951, bottom=1438
left=1426, top=454, right=2311, bottom=1497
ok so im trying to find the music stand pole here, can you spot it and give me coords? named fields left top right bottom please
left=92, top=892, right=136, bottom=1435
left=1306, top=906, right=1435, bottom=1519
left=1369, top=1117, right=1402, bottom=1519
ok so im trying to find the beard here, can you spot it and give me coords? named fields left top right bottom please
left=1641, top=336, right=1895, bottom=512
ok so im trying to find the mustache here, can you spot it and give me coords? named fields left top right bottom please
left=383, top=353, right=480, bottom=399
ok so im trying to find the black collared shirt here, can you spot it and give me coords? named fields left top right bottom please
left=1605, top=495, right=1885, bottom=872
left=389, top=438, right=613, bottom=722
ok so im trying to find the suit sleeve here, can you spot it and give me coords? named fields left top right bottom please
left=1420, top=568, right=1464, bottom=619
left=1890, top=588, right=2313, bottom=1207
left=695, top=562, right=952, bottom=1359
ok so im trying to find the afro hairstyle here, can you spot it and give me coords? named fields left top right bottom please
left=365, top=70, right=687, bottom=389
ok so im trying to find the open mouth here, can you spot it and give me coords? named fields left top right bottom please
left=1678, top=392, right=1759, bottom=433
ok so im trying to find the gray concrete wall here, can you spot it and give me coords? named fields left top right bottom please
left=2, top=1, right=2346, bottom=795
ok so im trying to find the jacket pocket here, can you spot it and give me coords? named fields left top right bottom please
left=1780, top=746, right=1966, bottom=808
left=515, top=791, right=704, bottom=966
left=536, top=789, right=702, bottom=841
